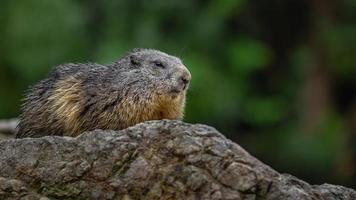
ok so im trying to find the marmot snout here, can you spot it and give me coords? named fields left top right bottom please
left=16, top=48, right=191, bottom=138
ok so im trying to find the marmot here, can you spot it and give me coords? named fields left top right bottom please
left=16, top=48, right=191, bottom=138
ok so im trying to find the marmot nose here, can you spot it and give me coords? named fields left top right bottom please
left=181, top=77, right=189, bottom=85
left=178, top=70, right=191, bottom=90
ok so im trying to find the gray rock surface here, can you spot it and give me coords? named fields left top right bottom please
left=0, top=120, right=355, bottom=199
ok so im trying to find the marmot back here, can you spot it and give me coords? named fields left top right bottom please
left=16, top=49, right=191, bottom=138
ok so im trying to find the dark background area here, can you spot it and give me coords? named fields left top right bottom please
left=0, top=0, right=355, bottom=188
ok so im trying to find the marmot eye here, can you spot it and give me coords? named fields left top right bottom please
left=154, top=61, right=165, bottom=68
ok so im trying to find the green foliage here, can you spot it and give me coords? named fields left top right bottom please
left=4, top=0, right=87, bottom=79
left=229, top=38, right=272, bottom=74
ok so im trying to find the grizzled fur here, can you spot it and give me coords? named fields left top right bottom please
left=16, top=49, right=191, bottom=138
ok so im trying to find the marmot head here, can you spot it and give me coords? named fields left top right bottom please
left=116, top=48, right=191, bottom=96
left=110, top=48, right=192, bottom=120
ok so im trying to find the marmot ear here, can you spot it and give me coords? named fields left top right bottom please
left=130, top=54, right=141, bottom=65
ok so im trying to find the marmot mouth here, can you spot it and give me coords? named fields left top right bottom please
left=170, top=84, right=189, bottom=94
left=170, top=89, right=182, bottom=94
left=169, top=80, right=189, bottom=94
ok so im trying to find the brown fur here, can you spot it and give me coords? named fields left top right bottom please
left=48, top=77, right=83, bottom=136
left=48, top=80, right=186, bottom=137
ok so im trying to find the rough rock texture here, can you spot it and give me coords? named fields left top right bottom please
left=0, top=120, right=354, bottom=200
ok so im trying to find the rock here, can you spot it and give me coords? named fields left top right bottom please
left=0, top=120, right=354, bottom=199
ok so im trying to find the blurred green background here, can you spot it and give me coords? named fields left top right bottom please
left=0, top=0, right=355, bottom=188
